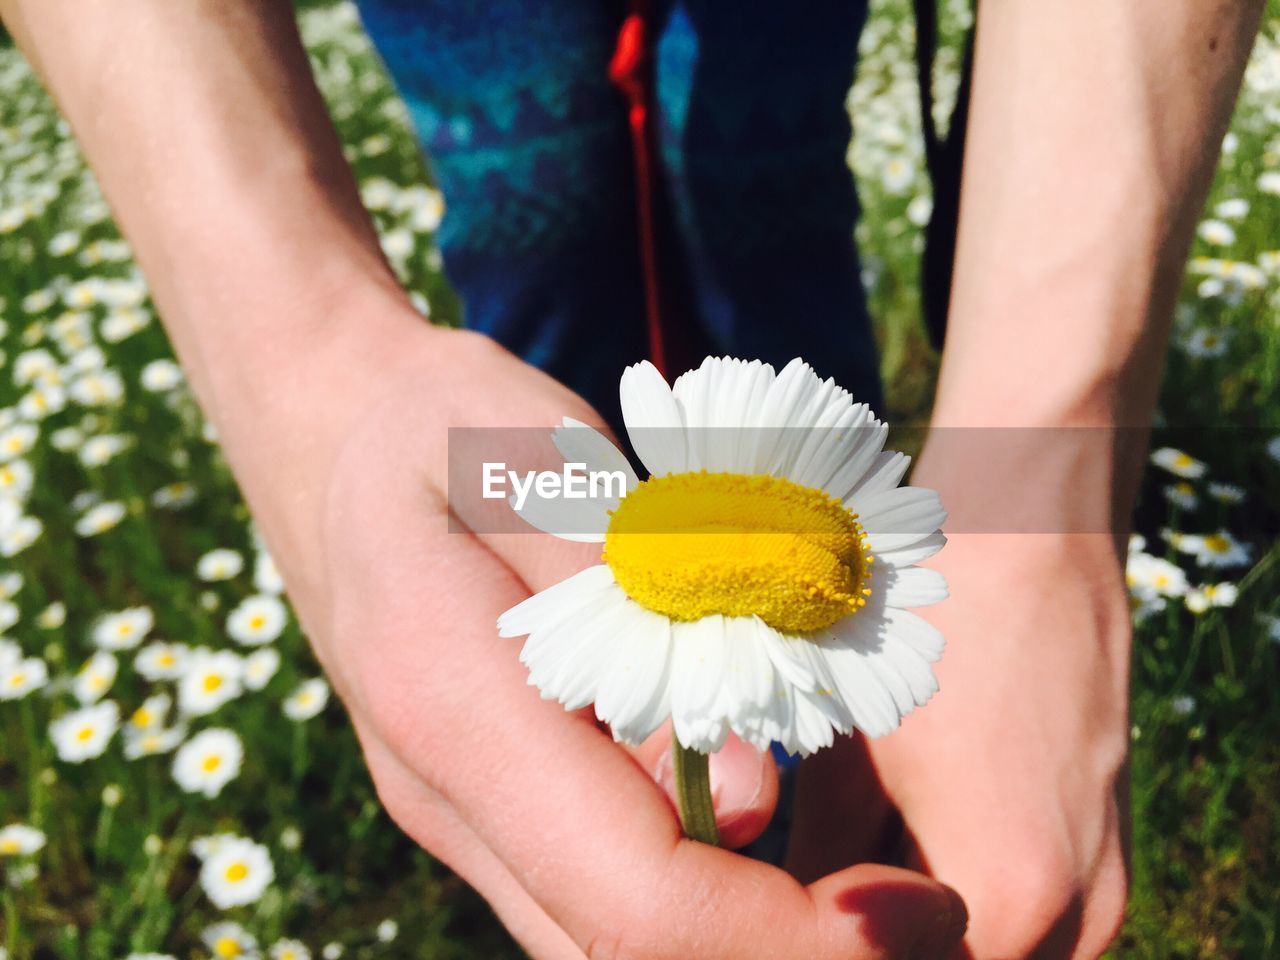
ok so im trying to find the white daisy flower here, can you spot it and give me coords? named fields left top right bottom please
left=1197, top=218, right=1236, bottom=246
left=0, top=573, right=23, bottom=600
left=1126, top=552, right=1188, bottom=600
left=1186, top=582, right=1239, bottom=614
left=1162, top=482, right=1199, bottom=512
left=100, top=306, right=152, bottom=343
left=134, top=641, right=191, bottom=680
left=201, top=922, right=260, bottom=959
left=0, top=460, right=34, bottom=500
left=1176, top=530, right=1253, bottom=568
left=199, top=836, right=275, bottom=909
left=282, top=678, right=329, bottom=722
left=197, top=548, right=245, bottom=582
left=1170, top=694, right=1196, bottom=716
left=19, top=384, right=67, bottom=420
left=123, top=724, right=186, bottom=760
left=269, top=941, right=311, bottom=960
left=1267, top=435, right=1280, bottom=463
left=0, top=423, right=38, bottom=462
left=172, top=728, right=244, bottom=797
left=226, top=594, right=288, bottom=646
left=374, top=920, right=398, bottom=944
left=253, top=551, right=285, bottom=594
left=1213, top=197, right=1249, bottom=220
left=125, top=954, right=178, bottom=960
left=11, top=348, right=60, bottom=390
left=73, top=650, right=118, bottom=704
left=0, top=656, right=47, bottom=701
left=47, top=230, right=80, bottom=256
left=1207, top=482, right=1245, bottom=504
left=177, top=649, right=244, bottom=716
left=68, top=369, right=125, bottom=407
left=240, top=648, right=280, bottom=692
left=0, top=601, right=17, bottom=632
left=139, top=359, right=184, bottom=392
left=75, top=501, right=127, bottom=537
left=152, top=481, right=198, bottom=510
left=0, top=823, right=46, bottom=856
left=1178, top=327, right=1231, bottom=359
left=78, top=433, right=135, bottom=468
left=1150, top=447, right=1207, bottom=479
left=0, top=513, right=43, bottom=557
left=128, top=692, right=172, bottom=732
left=49, top=700, right=119, bottom=762
left=499, top=358, right=948, bottom=756
left=1258, top=170, right=1280, bottom=195
left=91, top=606, right=154, bottom=650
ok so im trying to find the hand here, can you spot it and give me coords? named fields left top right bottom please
left=787, top=529, right=1131, bottom=959
left=228, top=300, right=970, bottom=960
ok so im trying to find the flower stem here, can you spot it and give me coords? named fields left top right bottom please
left=671, top=732, right=719, bottom=846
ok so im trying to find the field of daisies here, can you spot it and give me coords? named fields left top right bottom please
left=1, top=1, right=1278, bottom=958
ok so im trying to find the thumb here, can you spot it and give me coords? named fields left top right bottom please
left=630, top=723, right=779, bottom=849
left=810, top=863, right=969, bottom=960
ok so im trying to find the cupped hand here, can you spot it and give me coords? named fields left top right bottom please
left=229, top=306, right=969, bottom=960
left=787, top=507, right=1132, bottom=956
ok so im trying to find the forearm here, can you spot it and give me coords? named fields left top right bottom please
left=0, top=0, right=421, bottom=433
left=937, top=0, right=1262, bottom=430
left=922, top=0, right=1262, bottom=538
left=0, top=0, right=444, bottom=598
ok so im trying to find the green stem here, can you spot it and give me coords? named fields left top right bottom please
left=671, top=732, right=719, bottom=846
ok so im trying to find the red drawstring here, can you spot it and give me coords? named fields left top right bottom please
left=609, top=6, right=667, bottom=376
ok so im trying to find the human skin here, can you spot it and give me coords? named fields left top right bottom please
left=0, top=0, right=1262, bottom=957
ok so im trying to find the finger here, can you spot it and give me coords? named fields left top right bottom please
left=335, top=494, right=967, bottom=960
left=786, top=733, right=899, bottom=882
left=630, top=721, right=780, bottom=850
left=355, top=725, right=586, bottom=960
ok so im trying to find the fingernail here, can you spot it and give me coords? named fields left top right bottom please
left=910, top=885, right=967, bottom=960
left=707, top=737, right=765, bottom=815
left=652, top=748, right=675, bottom=796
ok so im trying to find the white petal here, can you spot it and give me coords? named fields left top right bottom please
left=843, top=450, right=912, bottom=503
left=674, top=357, right=776, bottom=473
left=619, top=361, right=686, bottom=477
left=554, top=418, right=639, bottom=492
left=669, top=616, right=729, bottom=748
left=882, top=607, right=946, bottom=662
left=510, top=489, right=609, bottom=542
left=722, top=617, right=776, bottom=711
left=851, top=487, right=947, bottom=535
left=881, top=565, right=949, bottom=608
left=870, top=531, right=948, bottom=566
left=593, top=603, right=673, bottom=736
left=497, top=565, right=614, bottom=637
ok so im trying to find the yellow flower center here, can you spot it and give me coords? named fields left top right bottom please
left=214, top=936, right=242, bottom=958
left=76, top=725, right=95, bottom=742
left=603, top=472, right=871, bottom=634
left=157, top=653, right=175, bottom=667
left=9, top=673, right=25, bottom=687
left=202, top=674, right=223, bottom=692
left=1203, top=534, right=1230, bottom=553
left=131, top=707, right=152, bottom=727
left=202, top=754, right=222, bottom=772
left=224, top=861, right=248, bottom=883
left=1174, top=453, right=1194, bottom=469
left=0, top=838, right=19, bottom=854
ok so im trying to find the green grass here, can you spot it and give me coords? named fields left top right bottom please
left=0, top=1, right=1277, bottom=957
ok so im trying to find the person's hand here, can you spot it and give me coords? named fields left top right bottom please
left=786, top=444, right=1131, bottom=959
left=227, top=297, right=970, bottom=960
